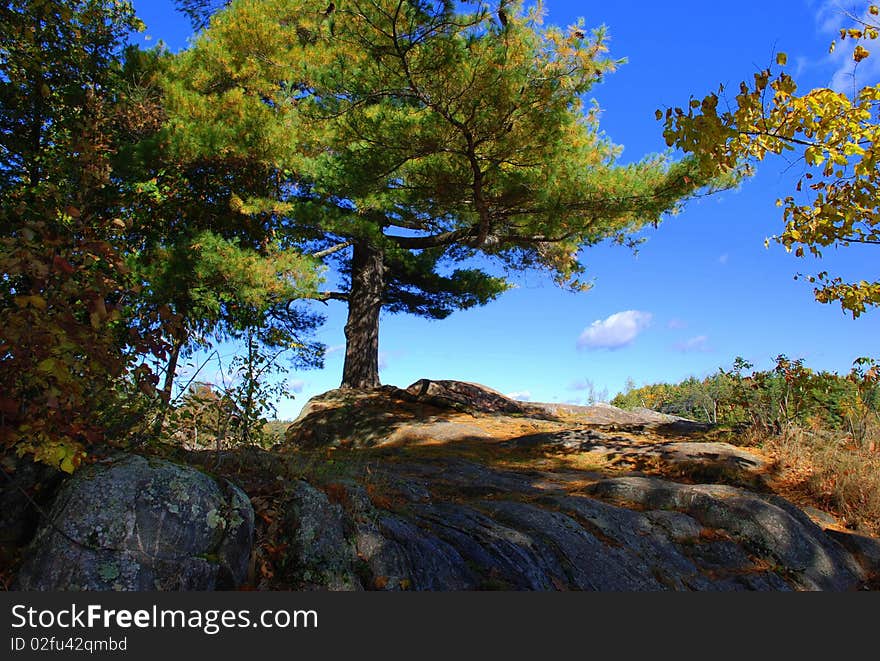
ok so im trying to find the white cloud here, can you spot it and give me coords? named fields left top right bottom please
left=667, top=318, right=688, bottom=330
left=675, top=335, right=711, bottom=353
left=813, top=1, right=880, bottom=91
left=506, top=390, right=532, bottom=402
left=289, top=379, right=306, bottom=393
left=577, top=310, right=653, bottom=350
left=325, top=344, right=345, bottom=356
left=718, top=254, right=729, bottom=265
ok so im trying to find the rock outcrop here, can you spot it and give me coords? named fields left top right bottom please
left=268, top=453, right=868, bottom=591
left=587, top=476, right=862, bottom=590
left=16, top=454, right=254, bottom=590
left=9, top=379, right=879, bottom=592
left=284, top=381, right=715, bottom=450
left=506, top=430, right=768, bottom=484
left=270, top=381, right=878, bottom=591
left=405, top=379, right=533, bottom=415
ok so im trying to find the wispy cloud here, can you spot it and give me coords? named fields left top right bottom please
left=377, top=349, right=406, bottom=372
left=667, top=318, right=688, bottom=330
left=813, top=1, right=880, bottom=91
left=577, top=310, right=652, bottom=350
left=674, top=335, right=711, bottom=353
left=506, top=390, right=532, bottom=402
left=567, top=379, right=609, bottom=403
left=325, top=344, right=345, bottom=357
left=718, top=254, right=729, bottom=265
left=289, top=379, right=306, bottom=393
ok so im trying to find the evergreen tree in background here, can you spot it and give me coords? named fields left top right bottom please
left=117, top=48, right=325, bottom=432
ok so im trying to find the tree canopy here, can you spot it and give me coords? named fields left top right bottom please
left=0, top=0, right=326, bottom=468
left=165, top=0, right=720, bottom=388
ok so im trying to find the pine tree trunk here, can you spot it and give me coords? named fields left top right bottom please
left=341, top=241, right=384, bottom=389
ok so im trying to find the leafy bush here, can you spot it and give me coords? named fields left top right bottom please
left=614, top=355, right=880, bottom=445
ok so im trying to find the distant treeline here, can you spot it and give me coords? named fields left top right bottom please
left=612, top=356, right=880, bottom=443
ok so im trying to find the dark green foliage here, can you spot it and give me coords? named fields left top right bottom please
left=0, top=1, right=328, bottom=466
left=373, top=247, right=509, bottom=319
left=165, top=0, right=726, bottom=387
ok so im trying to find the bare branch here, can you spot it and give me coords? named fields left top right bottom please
left=311, top=241, right=353, bottom=258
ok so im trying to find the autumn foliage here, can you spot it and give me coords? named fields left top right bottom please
left=660, top=4, right=880, bottom=316
left=0, top=0, right=323, bottom=470
left=0, top=1, right=157, bottom=471
left=613, top=355, right=880, bottom=446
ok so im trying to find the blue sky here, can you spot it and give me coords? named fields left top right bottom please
left=132, top=1, right=880, bottom=418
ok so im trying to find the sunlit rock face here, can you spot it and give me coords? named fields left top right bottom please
left=266, top=381, right=877, bottom=591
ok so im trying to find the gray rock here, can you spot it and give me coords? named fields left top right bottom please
left=388, top=458, right=544, bottom=498
left=410, top=502, right=561, bottom=590
left=646, top=510, right=704, bottom=543
left=281, top=481, right=362, bottom=590
left=405, top=379, right=531, bottom=414
left=506, top=431, right=765, bottom=483
left=825, top=529, right=880, bottom=580
left=548, top=495, right=714, bottom=590
left=802, top=506, right=839, bottom=529
left=262, top=459, right=868, bottom=591
left=376, top=513, right=478, bottom=590
left=587, top=476, right=863, bottom=591
left=481, top=499, right=666, bottom=590
left=15, top=454, right=253, bottom=591
left=660, top=442, right=765, bottom=470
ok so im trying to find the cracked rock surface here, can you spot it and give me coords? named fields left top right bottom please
left=263, top=382, right=879, bottom=591
left=16, top=455, right=254, bottom=590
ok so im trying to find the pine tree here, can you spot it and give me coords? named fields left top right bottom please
left=166, top=0, right=720, bottom=389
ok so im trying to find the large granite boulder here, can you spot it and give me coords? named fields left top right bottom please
left=405, top=380, right=532, bottom=414
left=279, top=481, right=362, bottom=591
left=587, top=476, right=864, bottom=591
left=16, top=454, right=254, bottom=590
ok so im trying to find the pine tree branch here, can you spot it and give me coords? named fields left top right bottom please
left=311, top=241, right=353, bottom=258
left=312, top=291, right=350, bottom=303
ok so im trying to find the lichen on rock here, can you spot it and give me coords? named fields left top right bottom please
left=15, top=454, right=254, bottom=591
